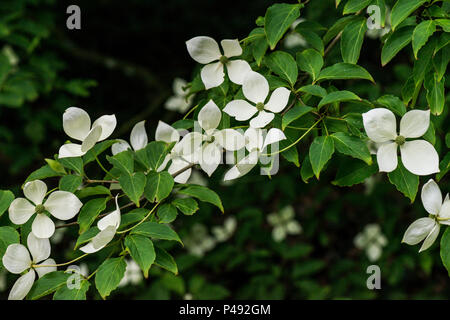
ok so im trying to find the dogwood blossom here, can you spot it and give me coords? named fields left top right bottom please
left=2, top=233, right=55, bottom=300
left=80, top=196, right=121, bottom=253
left=212, top=217, right=237, bottom=242
left=8, top=180, right=82, bottom=239
left=284, top=18, right=307, bottom=48
left=223, top=72, right=290, bottom=128
left=59, top=107, right=117, bottom=158
left=354, top=224, right=387, bottom=262
left=186, top=36, right=252, bottom=89
left=224, top=127, right=286, bottom=181
left=164, top=78, right=194, bottom=113
left=111, top=120, right=148, bottom=155
left=362, top=108, right=439, bottom=175
left=183, top=223, right=216, bottom=257
left=181, top=100, right=245, bottom=176
left=402, top=179, right=450, bottom=252
left=267, top=206, right=302, bottom=242
left=119, top=260, right=143, bottom=287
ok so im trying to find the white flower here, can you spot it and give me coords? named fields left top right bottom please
left=362, top=108, right=439, bottom=175
left=402, top=179, right=450, bottom=252
left=8, top=180, right=82, bottom=239
left=186, top=36, right=252, bottom=89
left=2, top=233, right=56, bottom=300
left=183, top=224, right=216, bottom=257
left=119, top=260, right=143, bottom=287
left=224, top=127, right=286, bottom=181
left=223, top=72, right=290, bottom=128
left=267, top=206, right=302, bottom=242
left=111, top=120, right=148, bottom=155
left=59, top=107, right=117, bottom=158
left=212, top=217, right=237, bottom=242
left=155, top=121, right=193, bottom=183
left=80, top=196, right=121, bottom=253
left=366, top=8, right=391, bottom=39
left=354, top=224, right=387, bottom=262
left=181, top=100, right=245, bottom=176
left=284, top=18, right=307, bottom=48
left=165, top=78, right=194, bottom=113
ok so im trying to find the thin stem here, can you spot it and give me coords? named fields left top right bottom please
left=86, top=179, right=118, bottom=184
left=324, top=31, right=342, bottom=56
left=32, top=253, right=89, bottom=268
left=95, top=154, right=116, bottom=179
left=172, top=163, right=195, bottom=178
left=183, top=104, right=199, bottom=120
left=45, top=187, right=58, bottom=196
left=117, top=202, right=160, bottom=234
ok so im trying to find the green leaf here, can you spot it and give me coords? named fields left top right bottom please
left=371, top=0, right=387, bottom=27
left=0, top=227, right=19, bottom=268
left=296, top=49, right=323, bottom=81
left=376, top=95, right=407, bottom=116
left=381, top=26, right=414, bottom=66
left=74, top=227, right=99, bottom=249
left=24, top=164, right=62, bottom=183
left=318, top=90, right=361, bottom=109
left=45, top=159, right=67, bottom=175
left=154, top=246, right=178, bottom=275
left=131, top=221, right=182, bottom=244
left=433, top=44, right=450, bottom=81
left=343, top=0, right=372, bottom=15
left=440, top=228, right=450, bottom=276
left=83, top=140, right=117, bottom=165
left=0, top=190, right=14, bottom=218
left=264, top=3, right=301, bottom=50
left=282, top=106, right=314, bottom=130
left=296, top=85, right=327, bottom=98
left=331, top=132, right=372, bottom=165
left=157, top=203, right=178, bottom=223
left=340, top=17, right=367, bottom=64
left=119, top=172, right=146, bottom=206
left=249, top=28, right=268, bottom=67
left=300, top=154, right=314, bottom=183
left=332, top=157, right=378, bottom=186
left=95, top=257, right=127, bottom=299
left=125, top=234, right=155, bottom=278
left=387, top=161, right=419, bottom=203
left=309, top=136, right=335, bottom=179
left=295, top=29, right=324, bottom=55
left=265, top=51, right=298, bottom=87
left=144, top=171, right=174, bottom=203
left=119, top=208, right=148, bottom=230
left=436, top=19, right=450, bottom=32
left=53, top=279, right=90, bottom=300
left=179, top=185, right=224, bottom=212
left=58, top=157, right=84, bottom=175
left=135, top=141, right=172, bottom=171
left=172, top=198, right=199, bottom=215
left=425, top=73, right=445, bottom=115
left=412, top=20, right=436, bottom=59
left=391, top=0, right=427, bottom=31
left=59, top=175, right=83, bottom=193
left=106, top=150, right=134, bottom=175
left=317, top=63, right=374, bottom=83
left=28, top=271, right=70, bottom=300
left=77, top=197, right=109, bottom=234
left=323, top=15, right=360, bottom=45
left=76, top=186, right=111, bottom=199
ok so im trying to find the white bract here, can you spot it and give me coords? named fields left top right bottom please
left=8, top=180, right=82, bottom=239
left=111, top=120, right=148, bottom=155
left=284, top=18, right=307, bottom=48
left=354, top=224, right=387, bottom=262
left=80, top=196, right=121, bottom=253
left=119, top=260, right=143, bottom=287
left=165, top=78, right=194, bottom=113
left=59, top=107, right=117, bottom=158
left=183, top=223, right=216, bottom=257
left=362, top=108, right=439, bottom=175
left=402, top=179, right=450, bottom=252
left=224, top=127, right=286, bottom=181
left=267, top=206, right=302, bottom=242
left=186, top=36, right=252, bottom=89
left=155, top=121, right=193, bottom=183
left=223, top=72, right=290, bottom=128
left=212, top=217, right=237, bottom=242
left=181, top=100, right=245, bottom=176
left=2, top=233, right=55, bottom=300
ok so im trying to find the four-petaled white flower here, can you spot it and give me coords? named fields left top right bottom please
left=80, top=196, right=121, bottom=253
left=59, top=107, right=117, bottom=158
left=212, top=217, right=237, bottom=242
left=354, top=224, right=387, bottom=262
left=267, top=206, right=302, bottom=242
left=8, top=180, right=82, bottom=239
left=186, top=36, right=252, bottom=89
left=165, top=78, right=195, bottom=113
left=111, top=120, right=148, bottom=156
left=2, top=233, right=55, bottom=300
left=402, top=179, right=450, bottom=252
left=224, top=72, right=290, bottom=128
left=181, top=100, right=245, bottom=176
left=224, top=127, right=286, bottom=181
left=155, top=120, right=193, bottom=183
left=362, top=108, right=439, bottom=175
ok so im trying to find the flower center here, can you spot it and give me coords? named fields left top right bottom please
left=256, top=102, right=265, bottom=111
left=208, top=135, right=215, bottom=143
left=219, top=55, right=228, bottom=64
left=395, top=135, right=405, bottom=145
left=35, top=204, right=45, bottom=214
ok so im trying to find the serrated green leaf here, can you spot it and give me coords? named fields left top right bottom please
left=131, top=221, right=182, bottom=244
left=318, top=90, right=361, bottom=108
left=332, top=157, right=378, bottom=187
left=265, top=50, right=298, bottom=86
left=172, top=198, right=199, bottom=215
left=317, top=63, right=374, bottom=82
left=0, top=190, right=14, bottom=218
left=264, top=3, right=302, bottom=50
left=144, top=171, right=174, bottom=203
left=340, top=17, right=367, bottom=64
left=28, top=271, right=70, bottom=300
left=77, top=197, right=109, bottom=234
left=331, top=132, right=372, bottom=165
left=309, top=136, right=335, bottom=179
left=178, top=185, right=224, bottom=212
left=343, top=0, right=372, bottom=15
left=119, top=172, right=146, bottom=206
left=381, top=26, right=414, bottom=66
left=157, top=203, right=178, bottom=223
left=412, top=20, right=436, bottom=59
left=125, top=234, right=155, bottom=278
left=296, top=49, right=323, bottom=81
left=391, top=0, right=427, bottom=31
left=95, top=257, right=126, bottom=299
left=387, top=161, right=419, bottom=203
left=53, top=279, right=90, bottom=300
left=154, top=246, right=178, bottom=275
left=59, top=175, right=83, bottom=193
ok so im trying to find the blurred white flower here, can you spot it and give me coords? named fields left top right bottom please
left=2, top=45, right=19, bottom=66
left=119, top=260, right=143, bottom=287
left=284, top=18, right=307, bottom=48
left=362, top=108, right=439, bottom=175
left=184, top=293, right=193, bottom=300
left=366, top=8, right=391, bottom=39
left=111, top=120, right=148, bottom=155
left=165, top=78, right=194, bottom=113
left=59, top=107, right=117, bottom=158
left=184, top=223, right=216, bottom=257
left=267, top=206, right=302, bottom=242
left=186, top=170, right=208, bottom=187
left=8, top=180, right=82, bottom=239
left=186, top=36, right=252, bottom=89
left=402, top=179, right=450, bottom=252
left=212, top=217, right=237, bottom=242
left=354, top=224, right=387, bottom=262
